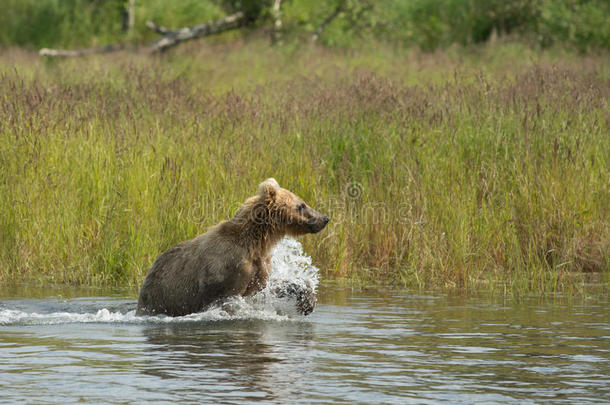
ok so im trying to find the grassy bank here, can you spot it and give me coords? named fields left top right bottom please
left=0, top=42, right=608, bottom=292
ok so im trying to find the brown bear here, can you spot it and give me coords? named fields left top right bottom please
left=136, top=178, right=329, bottom=317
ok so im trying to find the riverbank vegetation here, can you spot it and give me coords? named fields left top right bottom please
left=0, top=41, right=608, bottom=292
left=1, top=0, right=608, bottom=52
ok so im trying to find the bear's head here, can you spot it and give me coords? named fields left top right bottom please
left=256, top=178, right=330, bottom=236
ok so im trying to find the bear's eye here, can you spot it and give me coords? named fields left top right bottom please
left=297, top=203, right=306, bottom=212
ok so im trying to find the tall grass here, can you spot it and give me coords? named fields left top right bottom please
left=0, top=42, right=608, bottom=292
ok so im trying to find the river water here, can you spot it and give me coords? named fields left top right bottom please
left=1, top=239, right=608, bottom=404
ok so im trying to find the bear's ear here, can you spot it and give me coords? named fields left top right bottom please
left=258, top=178, right=280, bottom=201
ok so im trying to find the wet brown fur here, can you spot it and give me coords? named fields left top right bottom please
left=136, top=178, right=329, bottom=317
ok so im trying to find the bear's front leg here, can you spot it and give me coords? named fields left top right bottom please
left=243, top=256, right=271, bottom=296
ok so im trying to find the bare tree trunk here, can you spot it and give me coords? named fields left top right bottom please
left=148, top=12, right=246, bottom=53
left=121, top=0, right=136, bottom=33
left=312, top=1, right=344, bottom=43
left=271, top=0, right=283, bottom=45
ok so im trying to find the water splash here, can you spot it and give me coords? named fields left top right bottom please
left=268, top=236, right=319, bottom=290
left=0, top=238, right=319, bottom=325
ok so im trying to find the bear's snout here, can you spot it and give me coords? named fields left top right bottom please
left=308, top=214, right=330, bottom=233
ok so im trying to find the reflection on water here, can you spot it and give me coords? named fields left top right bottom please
left=141, top=321, right=315, bottom=403
left=0, top=286, right=609, bottom=404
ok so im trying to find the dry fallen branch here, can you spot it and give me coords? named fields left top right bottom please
left=40, top=12, right=246, bottom=57
left=39, top=44, right=125, bottom=58
left=148, top=11, right=246, bottom=53
left=145, top=21, right=171, bottom=36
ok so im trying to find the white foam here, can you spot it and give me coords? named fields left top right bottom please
left=0, top=308, right=139, bottom=325
left=0, top=238, right=319, bottom=326
left=269, top=237, right=319, bottom=289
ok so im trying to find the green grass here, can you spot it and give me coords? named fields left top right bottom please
left=0, top=41, right=608, bottom=293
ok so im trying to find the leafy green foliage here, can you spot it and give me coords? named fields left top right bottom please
left=374, top=0, right=609, bottom=51
left=0, top=0, right=122, bottom=48
left=0, top=0, right=607, bottom=51
left=538, top=0, right=610, bottom=51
